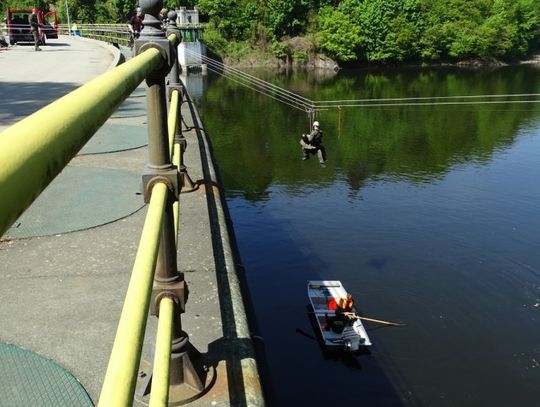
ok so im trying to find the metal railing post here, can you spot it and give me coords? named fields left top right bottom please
left=135, top=0, right=211, bottom=404
left=166, top=11, right=197, bottom=193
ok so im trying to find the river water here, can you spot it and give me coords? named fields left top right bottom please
left=191, top=65, right=540, bottom=406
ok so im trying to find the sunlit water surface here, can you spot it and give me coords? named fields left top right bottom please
left=190, top=65, right=540, bottom=406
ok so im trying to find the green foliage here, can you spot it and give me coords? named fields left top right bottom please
left=3, top=0, right=540, bottom=62
left=266, top=0, right=313, bottom=38
left=317, top=6, right=361, bottom=61
left=198, top=0, right=260, bottom=40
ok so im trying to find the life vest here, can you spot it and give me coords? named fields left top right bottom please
left=327, top=298, right=337, bottom=310
left=338, top=297, right=354, bottom=311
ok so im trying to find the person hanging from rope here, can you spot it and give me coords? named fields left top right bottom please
left=300, top=121, right=326, bottom=165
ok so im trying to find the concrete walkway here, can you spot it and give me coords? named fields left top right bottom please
left=0, top=36, right=264, bottom=406
left=0, top=36, right=115, bottom=131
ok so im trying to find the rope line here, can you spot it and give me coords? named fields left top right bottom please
left=186, top=49, right=312, bottom=111
left=185, top=49, right=540, bottom=110
left=203, top=63, right=309, bottom=111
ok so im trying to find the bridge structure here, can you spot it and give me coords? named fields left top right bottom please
left=0, top=3, right=264, bottom=406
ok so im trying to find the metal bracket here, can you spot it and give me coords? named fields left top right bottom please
left=141, top=165, right=180, bottom=203
left=151, top=279, right=188, bottom=316
left=174, top=133, right=187, bottom=150
left=134, top=38, right=174, bottom=78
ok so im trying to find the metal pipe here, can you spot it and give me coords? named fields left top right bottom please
left=172, top=142, right=182, bottom=244
left=146, top=74, right=179, bottom=281
left=0, top=47, right=163, bottom=237
left=146, top=76, right=171, bottom=169
left=167, top=89, right=181, bottom=244
left=149, top=297, right=175, bottom=407
left=98, top=182, right=169, bottom=406
left=168, top=90, right=180, bottom=158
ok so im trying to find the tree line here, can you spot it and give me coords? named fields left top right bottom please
left=4, top=0, right=540, bottom=63
left=198, top=0, right=540, bottom=63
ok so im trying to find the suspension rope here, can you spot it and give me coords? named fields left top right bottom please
left=185, top=48, right=313, bottom=110
left=202, top=61, right=311, bottom=111
left=185, top=49, right=540, bottom=110
left=314, top=93, right=540, bottom=105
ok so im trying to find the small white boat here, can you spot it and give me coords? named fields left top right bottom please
left=307, top=280, right=372, bottom=351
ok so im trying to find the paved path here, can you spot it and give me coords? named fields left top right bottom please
left=0, top=36, right=114, bottom=131
left=0, top=36, right=264, bottom=406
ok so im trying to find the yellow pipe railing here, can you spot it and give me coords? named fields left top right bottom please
left=167, top=89, right=181, bottom=242
left=0, top=47, right=163, bottom=237
left=148, top=297, right=175, bottom=407
left=98, top=182, right=169, bottom=406
left=168, top=90, right=180, bottom=157
left=172, top=141, right=182, bottom=243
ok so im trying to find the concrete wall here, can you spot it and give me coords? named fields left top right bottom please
left=178, top=41, right=206, bottom=72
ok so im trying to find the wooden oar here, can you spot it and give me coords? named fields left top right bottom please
left=343, top=312, right=406, bottom=327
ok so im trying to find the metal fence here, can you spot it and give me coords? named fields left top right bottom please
left=0, top=10, right=212, bottom=407
left=58, top=23, right=130, bottom=46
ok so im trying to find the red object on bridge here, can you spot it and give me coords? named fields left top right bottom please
left=6, top=7, right=58, bottom=46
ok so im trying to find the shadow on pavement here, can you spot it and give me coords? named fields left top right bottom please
left=0, top=81, right=79, bottom=127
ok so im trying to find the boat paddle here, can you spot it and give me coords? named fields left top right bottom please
left=307, top=310, right=406, bottom=327
left=342, top=312, right=406, bottom=327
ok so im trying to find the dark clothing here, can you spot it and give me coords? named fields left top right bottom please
left=300, top=128, right=326, bottom=163
left=129, top=15, right=144, bottom=33
left=128, top=14, right=144, bottom=48
left=28, top=14, right=40, bottom=50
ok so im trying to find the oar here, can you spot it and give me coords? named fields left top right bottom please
left=343, top=312, right=406, bottom=327
left=308, top=311, right=406, bottom=327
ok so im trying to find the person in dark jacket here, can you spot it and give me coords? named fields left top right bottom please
left=300, top=121, right=326, bottom=164
left=28, top=11, right=41, bottom=51
left=128, top=8, right=144, bottom=47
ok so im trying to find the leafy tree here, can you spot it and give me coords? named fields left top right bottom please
left=266, top=0, right=312, bottom=38
left=318, top=6, right=361, bottom=61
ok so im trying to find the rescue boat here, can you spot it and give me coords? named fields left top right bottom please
left=307, top=280, right=372, bottom=351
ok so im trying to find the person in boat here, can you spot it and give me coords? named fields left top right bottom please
left=337, top=293, right=354, bottom=313
left=335, top=293, right=357, bottom=325
left=328, top=293, right=356, bottom=332
left=300, top=121, right=326, bottom=164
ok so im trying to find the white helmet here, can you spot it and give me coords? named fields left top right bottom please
left=313, top=121, right=320, bottom=127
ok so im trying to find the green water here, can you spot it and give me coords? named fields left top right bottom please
left=193, top=65, right=540, bottom=406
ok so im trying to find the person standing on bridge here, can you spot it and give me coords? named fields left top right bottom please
left=300, top=121, right=326, bottom=165
left=159, top=8, right=169, bottom=29
left=28, top=11, right=41, bottom=51
left=128, top=7, right=144, bottom=48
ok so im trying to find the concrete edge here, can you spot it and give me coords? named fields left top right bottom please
left=185, top=90, right=267, bottom=406
left=59, top=34, right=122, bottom=70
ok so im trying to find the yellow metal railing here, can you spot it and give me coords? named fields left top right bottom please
left=0, top=47, right=162, bottom=237
left=149, top=296, right=175, bottom=407
left=0, top=23, right=193, bottom=406
left=98, top=182, right=168, bottom=405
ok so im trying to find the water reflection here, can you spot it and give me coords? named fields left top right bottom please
left=196, top=65, right=540, bottom=406
left=196, top=65, right=540, bottom=201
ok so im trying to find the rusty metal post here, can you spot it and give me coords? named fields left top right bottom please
left=135, top=0, right=212, bottom=404
left=166, top=11, right=197, bottom=193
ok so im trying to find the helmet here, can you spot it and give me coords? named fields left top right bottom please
left=136, top=7, right=142, bottom=12
left=313, top=121, right=320, bottom=127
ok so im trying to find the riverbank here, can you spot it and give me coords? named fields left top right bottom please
left=211, top=39, right=540, bottom=72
